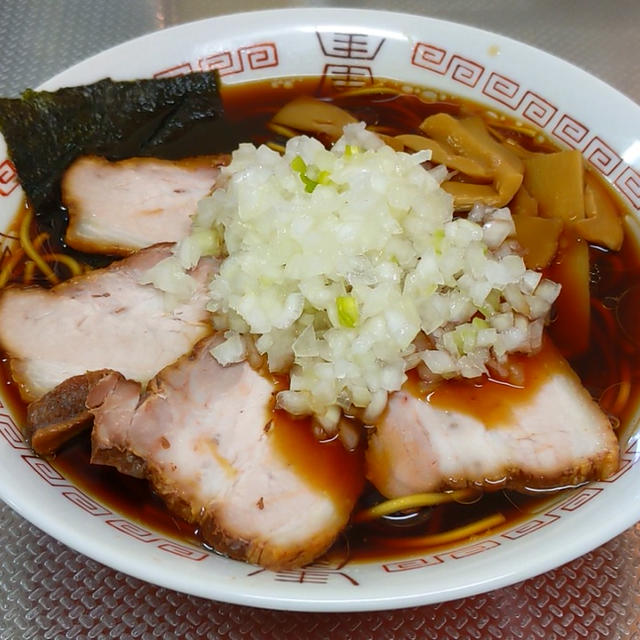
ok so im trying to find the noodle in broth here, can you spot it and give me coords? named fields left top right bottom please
left=0, top=76, right=637, bottom=562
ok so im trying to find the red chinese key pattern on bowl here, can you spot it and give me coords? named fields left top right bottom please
left=1, top=32, right=640, bottom=583
left=409, top=40, right=640, bottom=207
left=0, top=159, right=18, bottom=197
left=152, top=42, right=279, bottom=78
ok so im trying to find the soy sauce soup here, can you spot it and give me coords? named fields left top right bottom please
left=2, top=76, right=639, bottom=562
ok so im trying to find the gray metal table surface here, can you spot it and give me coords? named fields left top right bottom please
left=1, top=1, right=640, bottom=638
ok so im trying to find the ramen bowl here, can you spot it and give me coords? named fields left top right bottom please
left=0, top=8, right=639, bottom=611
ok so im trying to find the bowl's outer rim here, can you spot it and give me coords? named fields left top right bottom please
left=0, top=7, right=639, bottom=612
left=37, top=7, right=640, bottom=114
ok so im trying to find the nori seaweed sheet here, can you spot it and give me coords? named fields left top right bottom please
left=0, top=71, right=240, bottom=213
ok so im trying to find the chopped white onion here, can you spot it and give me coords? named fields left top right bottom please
left=210, top=332, right=247, bottom=366
left=149, top=125, right=561, bottom=421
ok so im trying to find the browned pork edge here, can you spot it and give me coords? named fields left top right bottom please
left=84, top=337, right=364, bottom=570
left=26, top=370, right=112, bottom=455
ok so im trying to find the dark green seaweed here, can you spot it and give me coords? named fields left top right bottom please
left=0, top=71, right=239, bottom=213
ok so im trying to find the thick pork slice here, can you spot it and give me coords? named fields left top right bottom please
left=88, top=337, right=364, bottom=569
left=62, top=155, right=228, bottom=255
left=0, top=244, right=215, bottom=402
left=366, top=339, right=620, bottom=497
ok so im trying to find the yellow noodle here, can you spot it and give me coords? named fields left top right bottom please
left=266, top=122, right=299, bottom=139
left=489, top=121, right=538, bottom=139
left=32, top=232, right=48, bottom=249
left=0, top=231, right=48, bottom=288
left=266, top=141, right=286, bottom=154
left=353, top=488, right=479, bottom=523
left=379, top=513, right=506, bottom=549
left=0, top=246, right=24, bottom=288
left=20, top=210, right=58, bottom=284
left=611, top=358, right=632, bottom=417
left=42, top=252, right=83, bottom=276
left=367, top=125, right=402, bottom=136
left=337, top=86, right=404, bottom=98
left=22, top=260, right=36, bottom=284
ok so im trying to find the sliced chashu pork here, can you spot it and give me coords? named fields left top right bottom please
left=62, top=155, right=228, bottom=255
left=366, top=338, right=620, bottom=497
left=87, top=336, right=364, bottom=569
left=0, top=244, right=215, bottom=402
left=26, top=369, right=113, bottom=455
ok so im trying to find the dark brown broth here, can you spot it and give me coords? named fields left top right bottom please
left=2, top=77, right=640, bottom=563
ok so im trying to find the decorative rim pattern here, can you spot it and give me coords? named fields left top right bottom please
left=2, top=397, right=637, bottom=577
left=0, top=9, right=639, bottom=611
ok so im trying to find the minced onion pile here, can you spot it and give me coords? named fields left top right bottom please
left=144, top=123, right=560, bottom=428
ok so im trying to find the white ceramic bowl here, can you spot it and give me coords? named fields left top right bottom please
left=0, top=9, right=639, bottom=612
